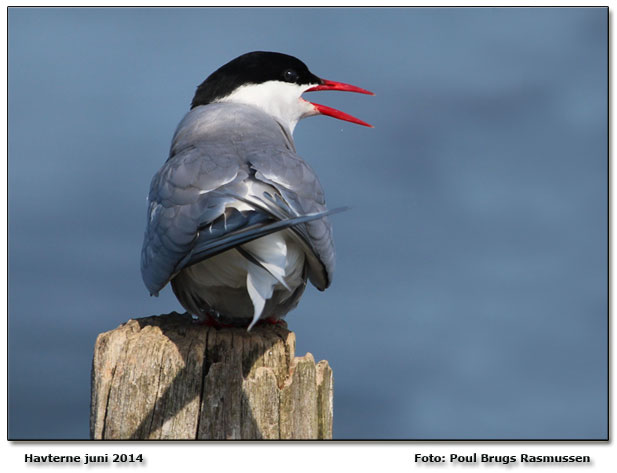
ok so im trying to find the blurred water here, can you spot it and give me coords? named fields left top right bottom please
left=8, top=7, right=607, bottom=439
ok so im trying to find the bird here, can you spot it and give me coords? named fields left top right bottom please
left=140, top=51, right=373, bottom=330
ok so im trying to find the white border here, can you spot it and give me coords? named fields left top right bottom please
left=2, top=2, right=612, bottom=472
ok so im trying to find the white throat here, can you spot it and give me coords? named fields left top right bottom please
left=215, top=80, right=318, bottom=133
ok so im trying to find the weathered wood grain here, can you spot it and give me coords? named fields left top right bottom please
left=90, top=312, right=333, bottom=439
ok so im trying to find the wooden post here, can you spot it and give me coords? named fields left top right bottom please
left=90, top=312, right=333, bottom=439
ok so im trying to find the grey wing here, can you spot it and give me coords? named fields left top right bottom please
left=140, top=145, right=241, bottom=295
left=141, top=146, right=337, bottom=296
left=248, top=148, right=336, bottom=290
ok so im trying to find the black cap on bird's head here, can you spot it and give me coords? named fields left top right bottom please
left=192, top=52, right=320, bottom=107
left=191, top=51, right=373, bottom=130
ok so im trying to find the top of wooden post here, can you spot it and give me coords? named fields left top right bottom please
left=90, top=312, right=333, bottom=439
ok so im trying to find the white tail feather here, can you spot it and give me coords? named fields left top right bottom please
left=243, top=234, right=290, bottom=291
left=246, top=265, right=277, bottom=331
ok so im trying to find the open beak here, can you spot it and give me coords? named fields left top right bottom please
left=304, top=79, right=374, bottom=128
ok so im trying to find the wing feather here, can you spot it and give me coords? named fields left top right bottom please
left=141, top=103, right=339, bottom=296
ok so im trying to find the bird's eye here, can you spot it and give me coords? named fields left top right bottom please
left=283, top=69, right=298, bottom=83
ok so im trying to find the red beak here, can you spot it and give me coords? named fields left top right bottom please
left=304, top=79, right=374, bottom=128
